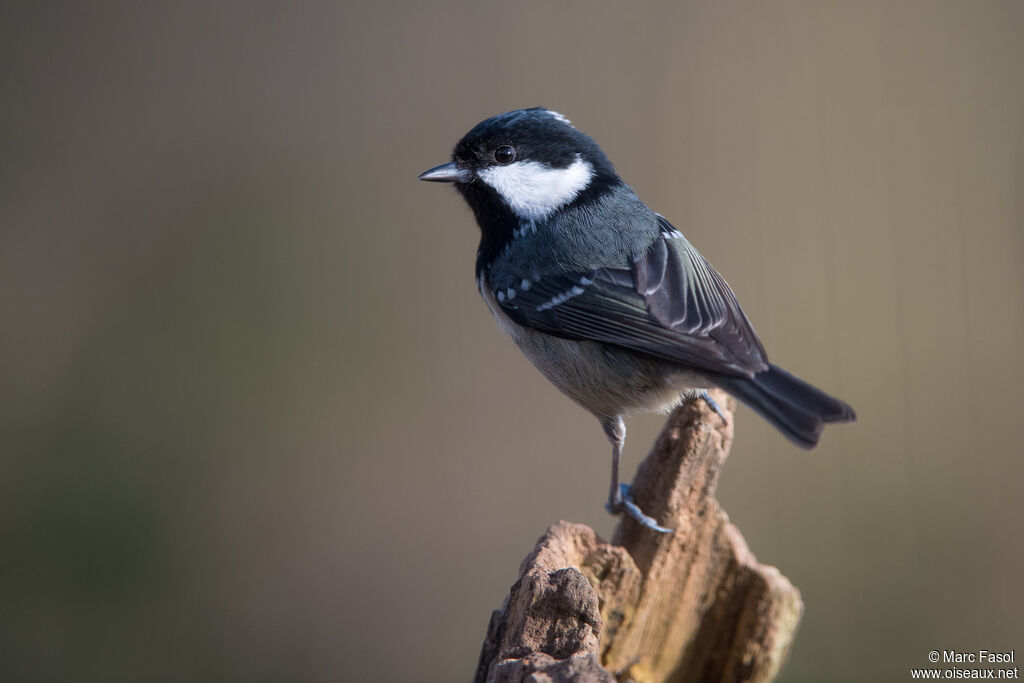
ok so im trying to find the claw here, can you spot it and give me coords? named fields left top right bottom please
left=607, top=483, right=673, bottom=533
left=699, top=390, right=728, bottom=424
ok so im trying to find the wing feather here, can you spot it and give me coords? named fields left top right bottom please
left=495, top=216, right=768, bottom=378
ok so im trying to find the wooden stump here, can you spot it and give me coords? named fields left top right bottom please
left=474, top=390, right=803, bottom=683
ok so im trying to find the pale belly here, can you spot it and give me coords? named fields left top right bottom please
left=479, top=276, right=708, bottom=421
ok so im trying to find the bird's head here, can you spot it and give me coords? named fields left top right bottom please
left=419, top=108, right=621, bottom=225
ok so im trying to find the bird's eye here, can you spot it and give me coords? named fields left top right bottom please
left=494, top=145, right=516, bottom=165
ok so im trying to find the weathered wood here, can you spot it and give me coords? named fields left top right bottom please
left=474, top=390, right=803, bottom=683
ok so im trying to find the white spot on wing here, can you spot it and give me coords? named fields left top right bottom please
left=536, top=281, right=590, bottom=311
left=478, top=155, right=594, bottom=222
left=479, top=274, right=524, bottom=342
left=656, top=213, right=685, bottom=239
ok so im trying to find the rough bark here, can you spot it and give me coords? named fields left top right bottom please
left=474, top=390, right=803, bottom=683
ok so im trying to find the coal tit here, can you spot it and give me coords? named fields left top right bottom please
left=420, top=107, right=855, bottom=532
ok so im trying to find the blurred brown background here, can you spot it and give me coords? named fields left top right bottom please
left=1, top=2, right=1022, bottom=681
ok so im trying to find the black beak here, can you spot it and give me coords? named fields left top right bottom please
left=418, top=161, right=471, bottom=183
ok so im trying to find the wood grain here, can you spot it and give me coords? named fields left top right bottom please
left=475, top=391, right=802, bottom=683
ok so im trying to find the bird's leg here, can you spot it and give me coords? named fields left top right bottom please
left=603, top=416, right=626, bottom=511
left=699, top=390, right=728, bottom=424
left=601, top=416, right=673, bottom=534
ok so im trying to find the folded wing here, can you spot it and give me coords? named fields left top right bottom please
left=496, top=215, right=769, bottom=379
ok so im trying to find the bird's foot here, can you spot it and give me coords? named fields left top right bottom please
left=699, top=390, right=728, bottom=424
left=605, top=483, right=673, bottom=533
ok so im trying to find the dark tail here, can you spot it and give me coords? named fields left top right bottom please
left=711, top=364, right=856, bottom=449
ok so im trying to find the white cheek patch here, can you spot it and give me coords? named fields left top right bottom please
left=478, top=155, right=594, bottom=222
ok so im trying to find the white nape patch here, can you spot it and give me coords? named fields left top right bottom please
left=547, top=110, right=573, bottom=126
left=478, top=155, right=594, bottom=222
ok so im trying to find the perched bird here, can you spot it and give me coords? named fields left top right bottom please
left=419, top=107, right=854, bottom=532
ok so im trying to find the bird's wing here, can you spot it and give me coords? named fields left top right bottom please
left=495, top=215, right=769, bottom=378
